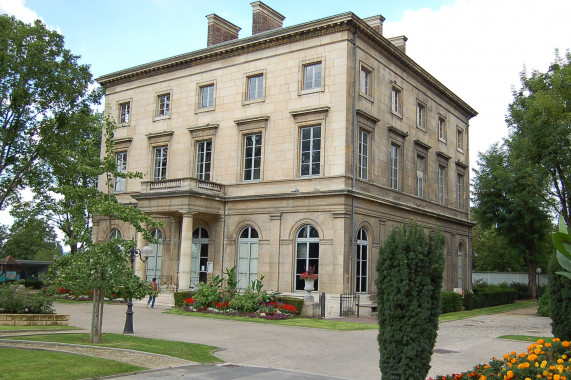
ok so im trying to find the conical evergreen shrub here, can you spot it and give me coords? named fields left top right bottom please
left=376, top=220, right=445, bottom=380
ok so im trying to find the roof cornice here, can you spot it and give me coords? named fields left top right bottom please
left=96, top=12, right=477, bottom=118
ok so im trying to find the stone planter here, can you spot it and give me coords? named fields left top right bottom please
left=0, top=314, right=70, bottom=326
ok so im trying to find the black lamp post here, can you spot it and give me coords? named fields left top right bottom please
left=123, top=245, right=153, bottom=334
left=536, top=268, right=542, bottom=301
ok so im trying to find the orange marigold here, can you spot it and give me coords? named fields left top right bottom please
left=562, top=341, right=570, bottom=348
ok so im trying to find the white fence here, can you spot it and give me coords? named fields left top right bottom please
left=473, top=271, right=549, bottom=286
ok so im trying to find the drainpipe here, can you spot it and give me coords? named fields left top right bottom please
left=350, top=27, right=359, bottom=295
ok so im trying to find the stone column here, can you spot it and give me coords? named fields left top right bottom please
left=134, top=225, right=147, bottom=281
left=178, top=213, right=194, bottom=291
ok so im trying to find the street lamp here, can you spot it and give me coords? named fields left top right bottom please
left=123, top=245, right=153, bottom=334
left=536, top=268, right=542, bottom=301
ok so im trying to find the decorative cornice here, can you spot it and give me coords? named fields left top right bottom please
left=96, top=12, right=477, bottom=118
left=413, top=139, right=431, bottom=150
left=455, top=160, right=468, bottom=169
left=436, top=150, right=452, bottom=160
left=289, top=106, right=331, bottom=117
left=387, top=125, right=408, bottom=139
left=356, top=109, right=380, bottom=123
left=234, top=115, right=270, bottom=125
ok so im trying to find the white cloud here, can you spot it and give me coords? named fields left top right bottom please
left=0, top=0, right=42, bottom=24
left=384, top=0, right=571, bottom=168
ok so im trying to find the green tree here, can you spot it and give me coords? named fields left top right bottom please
left=471, top=222, right=526, bottom=272
left=376, top=220, right=445, bottom=380
left=9, top=109, right=104, bottom=255
left=472, top=144, right=553, bottom=297
left=547, top=254, right=571, bottom=340
left=46, top=120, right=160, bottom=343
left=507, top=51, right=571, bottom=226
left=0, top=15, right=95, bottom=210
left=1, top=216, right=62, bottom=260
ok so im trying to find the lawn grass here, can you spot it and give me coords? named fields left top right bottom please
left=0, top=347, right=144, bottom=380
left=438, top=300, right=537, bottom=321
left=166, top=308, right=378, bottom=330
left=5, top=333, right=222, bottom=363
left=0, top=325, right=80, bottom=331
left=166, top=300, right=538, bottom=328
left=498, top=335, right=554, bottom=342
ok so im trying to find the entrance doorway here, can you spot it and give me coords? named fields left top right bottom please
left=191, top=227, right=209, bottom=288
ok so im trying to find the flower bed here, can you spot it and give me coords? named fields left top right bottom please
left=182, top=297, right=298, bottom=320
left=432, top=338, right=571, bottom=380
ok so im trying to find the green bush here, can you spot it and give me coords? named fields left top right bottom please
left=463, top=286, right=517, bottom=310
left=537, top=288, right=550, bottom=317
left=548, top=254, right=571, bottom=340
left=193, top=282, right=221, bottom=309
left=505, top=282, right=532, bottom=299
left=441, top=292, right=462, bottom=313
left=228, top=290, right=260, bottom=313
left=376, top=221, right=445, bottom=380
left=23, top=280, right=44, bottom=290
left=277, top=296, right=303, bottom=315
left=174, top=291, right=195, bottom=307
left=0, top=283, right=54, bottom=314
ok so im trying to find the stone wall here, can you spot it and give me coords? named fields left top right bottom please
left=0, top=314, right=70, bottom=326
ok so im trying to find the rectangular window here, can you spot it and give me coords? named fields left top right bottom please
left=300, top=126, right=321, bottom=176
left=417, top=103, right=425, bottom=129
left=243, top=134, right=262, bottom=181
left=303, top=62, right=322, bottom=90
left=153, top=146, right=168, bottom=181
left=457, top=127, right=464, bottom=151
left=417, top=156, right=424, bottom=198
left=119, top=102, right=130, bottom=124
left=360, top=67, right=371, bottom=96
left=115, top=152, right=127, bottom=192
left=438, top=165, right=445, bottom=204
left=247, top=75, right=264, bottom=100
left=390, top=144, right=400, bottom=190
left=200, top=84, right=214, bottom=109
left=391, top=87, right=401, bottom=115
left=438, top=117, right=446, bottom=141
left=457, top=173, right=464, bottom=209
left=157, top=94, right=170, bottom=117
left=196, top=140, right=212, bottom=181
left=358, top=130, right=369, bottom=180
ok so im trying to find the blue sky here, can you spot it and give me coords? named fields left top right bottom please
left=0, top=0, right=570, bottom=229
left=2, top=0, right=569, bottom=169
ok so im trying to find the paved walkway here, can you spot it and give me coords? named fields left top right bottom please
left=6, top=303, right=552, bottom=379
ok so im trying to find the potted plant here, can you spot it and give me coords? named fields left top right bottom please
left=299, top=265, right=318, bottom=295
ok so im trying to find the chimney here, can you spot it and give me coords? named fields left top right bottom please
left=388, top=35, right=407, bottom=54
left=362, top=15, right=385, bottom=35
left=206, top=14, right=241, bottom=47
left=251, top=1, right=285, bottom=35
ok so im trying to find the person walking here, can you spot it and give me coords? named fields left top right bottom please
left=147, top=278, right=158, bottom=308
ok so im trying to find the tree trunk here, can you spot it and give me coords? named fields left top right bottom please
left=90, top=288, right=104, bottom=343
left=525, top=258, right=538, bottom=299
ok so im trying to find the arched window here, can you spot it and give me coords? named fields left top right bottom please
left=295, top=225, right=319, bottom=291
left=356, top=228, right=369, bottom=293
left=146, top=229, right=163, bottom=283
left=191, top=227, right=209, bottom=287
left=237, top=227, right=259, bottom=289
left=110, top=228, right=122, bottom=240
left=457, top=242, right=465, bottom=289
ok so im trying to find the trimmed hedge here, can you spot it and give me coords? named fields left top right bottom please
left=277, top=296, right=303, bottom=315
left=441, top=291, right=462, bottom=313
left=463, top=287, right=517, bottom=310
left=174, top=291, right=195, bottom=307
left=174, top=291, right=304, bottom=316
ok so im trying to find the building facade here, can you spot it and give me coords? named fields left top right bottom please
left=94, top=2, right=477, bottom=298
